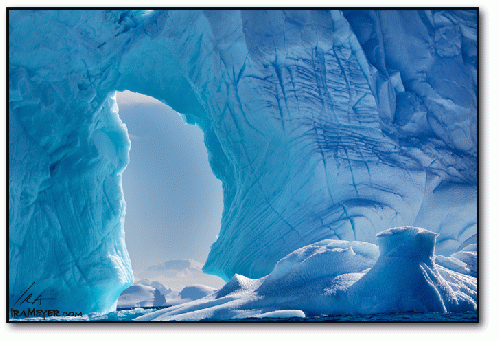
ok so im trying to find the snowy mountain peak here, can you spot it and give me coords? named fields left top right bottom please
left=144, top=259, right=204, bottom=272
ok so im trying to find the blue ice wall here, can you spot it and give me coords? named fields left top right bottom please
left=9, top=10, right=477, bottom=313
left=9, top=10, right=142, bottom=313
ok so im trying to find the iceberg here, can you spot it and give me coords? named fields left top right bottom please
left=9, top=9, right=477, bottom=314
left=135, top=227, right=476, bottom=321
left=131, top=279, right=216, bottom=306
left=179, top=285, right=217, bottom=301
left=116, top=284, right=167, bottom=309
left=134, top=279, right=173, bottom=299
left=346, top=227, right=476, bottom=314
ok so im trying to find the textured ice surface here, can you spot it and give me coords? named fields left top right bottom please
left=136, top=227, right=476, bottom=321
left=9, top=10, right=477, bottom=313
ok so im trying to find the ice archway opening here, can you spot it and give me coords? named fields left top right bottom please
left=113, top=90, right=224, bottom=275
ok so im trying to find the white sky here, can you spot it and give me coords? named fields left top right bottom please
left=115, top=90, right=163, bottom=105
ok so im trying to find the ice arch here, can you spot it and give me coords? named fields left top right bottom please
left=9, top=9, right=477, bottom=313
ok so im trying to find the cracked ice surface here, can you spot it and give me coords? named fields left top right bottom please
left=9, top=10, right=476, bottom=313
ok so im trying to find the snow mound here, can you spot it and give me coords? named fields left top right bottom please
left=259, top=239, right=379, bottom=296
left=215, top=274, right=260, bottom=299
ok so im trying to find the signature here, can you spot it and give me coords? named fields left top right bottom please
left=11, top=282, right=82, bottom=320
left=10, top=308, right=83, bottom=320
left=13, top=281, right=56, bottom=306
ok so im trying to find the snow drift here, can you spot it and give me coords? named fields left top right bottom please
left=9, top=10, right=477, bottom=314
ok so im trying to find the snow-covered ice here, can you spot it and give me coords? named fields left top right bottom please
left=135, top=227, right=476, bottom=321
left=346, top=227, right=476, bottom=314
left=9, top=9, right=477, bottom=315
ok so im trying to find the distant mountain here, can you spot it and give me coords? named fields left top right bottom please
left=144, top=259, right=203, bottom=273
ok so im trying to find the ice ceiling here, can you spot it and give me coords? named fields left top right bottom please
left=9, top=10, right=477, bottom=313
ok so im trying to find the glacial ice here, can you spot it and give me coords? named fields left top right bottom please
left=9, top=9, right=477, bottom=314
left=136, top=227, right=476, bottom=321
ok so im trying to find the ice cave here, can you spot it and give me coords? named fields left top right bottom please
left=9, top=9, right=477, bottom=317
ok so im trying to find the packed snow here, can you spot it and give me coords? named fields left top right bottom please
left=9, top=9, right=476, bottom=315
